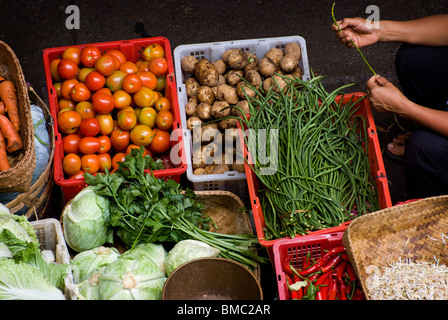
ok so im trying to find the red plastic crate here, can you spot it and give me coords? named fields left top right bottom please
left=240, top=92, right=392, bottom=260
left=273, top=232, right=344, bottom=300
left=42, top=37, right=187, bottom=203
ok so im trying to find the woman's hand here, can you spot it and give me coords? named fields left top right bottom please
left=331, top=17, right=380, bottom=48
left=366, top=75, right=409, bottom=114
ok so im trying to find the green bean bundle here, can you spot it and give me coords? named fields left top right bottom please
left=238, top=74, right=380, bottom=240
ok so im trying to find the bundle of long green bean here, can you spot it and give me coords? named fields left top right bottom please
left=237, top=74, right=380, bottom=240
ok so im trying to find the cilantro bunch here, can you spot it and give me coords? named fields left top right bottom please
left=85, top=148, right=266, bottom=269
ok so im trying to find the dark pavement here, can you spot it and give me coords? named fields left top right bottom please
left=2, top=0, right=447, bottom=299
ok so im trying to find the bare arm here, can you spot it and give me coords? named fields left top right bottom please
left=367, top=75, right=448, bottom=137
left=333, top=14, right=448, bottom=47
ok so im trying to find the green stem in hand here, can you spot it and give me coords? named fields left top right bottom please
left=331, top=2, right=377, bottom=76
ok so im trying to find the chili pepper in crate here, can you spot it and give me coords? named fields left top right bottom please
left=321, top=255, right=342, bottom=273
left=345, top=263, right=357, bottom=282
left=283, top=255, right=293, bottom=275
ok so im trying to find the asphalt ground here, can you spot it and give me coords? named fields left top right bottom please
left=1, top=0, right=448, bottom=300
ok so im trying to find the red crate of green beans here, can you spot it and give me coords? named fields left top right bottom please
left=273, top=232, right=364, bottom=300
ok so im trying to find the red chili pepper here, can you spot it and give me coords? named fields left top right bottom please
left=339, top=281, right=347, bottom=300
left=322, top=246, right=345, bottom=259
left=336, top=261, right=347, bottom=282
left=327, top=275, right=338, bottom=300
left=285, top=274, right=293, bottom=287
left=321, top=255, right=342, bottom=274
left=290, top=290, right=300, bottom=300
left=300, top=254, right=333, bottom=276
left=302, top=252, right=311, bottom=270
left=284, top=255, right=293, bottom=275
left=316, top=291, right=324, bottom=300
left=314, top=271, right=330, bottom=299
left=346, top=263, right=357, bottom=281
left=296, top=287, right=304, bottom=300
left=352, top=288, right=364, bottom=300
left=340, top=253, right=350, bottom=261
left=292, top=274, right=301, bottom=283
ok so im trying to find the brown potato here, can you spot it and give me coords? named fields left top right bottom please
left=216, top=84, right=239, bottom=105
left=258, top=57, right=277, bottom=77
left=213, top=59, right=227, bottom=74
left=181, top=55, right=198, bottom=74
left=211, top=100, right=231, bottom=119
left=197, top=86, right=215, bottom=105
left=225, top=48, right=248, bottom=70
left=245, top=69, right=262, bottom=88
left=184, top=77, right=200, bottom=97
left=218, top=118, right=238, bottom=131
left=271, top=74, right=288, bottom=93
left=265, top=48, right=283, bottom=65
left=232, top=99, right=250, bottom=117
left=193, top=167, right=207, bottom=175
left=237, top=82, right=256, bottom=99
left=225, top=69, right=244, bottom=86
left=211, top=164, right=230, bottom=174
left=194, top=58, right=219, bottom=87
left=284, top=42, right=301, bottom=61
left=231, top=162, right=245, bottom=173
left=196, top=102, right=212, bottom=120
left=186, top=116, right=202, bottom=131
left=185, top=100, right=198, bottom=118
left=280, top=53, right=299, bottom=73
left=291, top=66, right=304, bottom=79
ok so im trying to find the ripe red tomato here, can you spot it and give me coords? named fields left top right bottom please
left=62, top=47, right=82, bottom=65
left=97, top=153, right=112, bottom=172
left=91, top=91, right=115, bottom=114
left=119, top=61, right=139, bottom=75
left=149, top=57, right=168, bottom=76
left=126, top=144, right=148, bottom=156
left=154, top=97, right=171, bottom=112
left=106, top=49, right=127, bottom=65
left=85, top=70, right=106, bottom=91
left=68, top=170, right=85, bottom=180
left=81, top=154, right=100, bottom=174
left=53, top=82, right=62, bottom=99
left=50, top=59, right=63, bottom=82
left=122, top=74, right=142, bottom=94
left=133, top=87, right=155, bottom=108
left=149, top=128, right=171, bottom=154
left=95, top=54, right=117, bottom=76
left=59, top=99, right=76, bottom=112
left=130, top=124, right=154, bottom=147
left=78, top=136, right=101, bottom=154
left=155, top=110, right=174, bottom=130
left=117, top=110, right=137, bottom=131
left=58, top=110, right=82, bottom=134
left=142, top=44, right=165, bottom=62
left=75, top=101, right=96, bottom=119
left=137, top=61, right=151, bottom=72
left=80, top=46, right=102, bottom=68
left=97, top=135, right=112, bottom=154
left=96, top=113, right=114, bottom=136
left=79, top=117, right=101, bottom=137
left=70, top=82, right=91, bottom=102
left=61, top=79, right=79, bottom=100
left=57, top=59, right=79, bottom=80
left=106, top=70, right=126, bottom=92
left=63, top=153, right=82, bottom=176
left=111, top=128, right=130, bottom=151
left=113, top=90, right=132, bottom=110
left=77, top=67, right=95, bottom=83
left=135, top=71, right=157, bottom=90
left=62, top=134, right=81, bottom=154
left=112, top=152, right=126, bottom=170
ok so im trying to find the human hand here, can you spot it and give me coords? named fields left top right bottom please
left=331, top=17, right=379, bottom=48
left=366, top=75, right=409, bottom=114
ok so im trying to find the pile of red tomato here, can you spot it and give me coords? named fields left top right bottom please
left=50, top=43, right=175, bottom=178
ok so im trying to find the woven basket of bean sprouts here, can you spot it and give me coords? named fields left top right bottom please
left=343, top=195, right=448, bottom=300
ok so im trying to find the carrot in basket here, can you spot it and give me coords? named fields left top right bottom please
left=0, top=101, right=5, bottom=115
left=0, top=114, right=22, bottom=153
left=0, top=76, right=20, bottom=132
left=0, top=130, right=10, bottom=171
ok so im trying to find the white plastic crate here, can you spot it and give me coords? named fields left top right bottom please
left=31, top=218, right=75, bottom=300
left=173, top=36, right=310, bottom=203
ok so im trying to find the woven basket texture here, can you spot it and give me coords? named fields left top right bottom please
left=343, top=195, right=448, bottom=299
left=0, top=41, right=36, bottom=192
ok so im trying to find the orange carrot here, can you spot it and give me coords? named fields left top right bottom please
left=0, top=129, right=11, bottom=171
left=0, top=101, right=4, bottom=115
left=0, top=76, right=20, bottom=132
left=0, top=114, right=22, bottom=153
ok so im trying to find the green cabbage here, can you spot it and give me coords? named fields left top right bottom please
left=165, top=239, right=221, bottom=276
left=121, top=243, right=167, bottom=274
left=0, top=205, right=38, bottom=245
left=72, top=246, right=120, bottom=282
left=0, top=259, right=65, bottom=300
left=0, top=242, right=12, bottom=259
left=74, top=271, right=103, bottom=300
left=62, top=187, right=113, bottom=252
left=98, top=255, right=166, bottom=300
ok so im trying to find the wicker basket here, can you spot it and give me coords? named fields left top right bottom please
left=5, top=86, right=55, bottom=219
left=193, top=190, right=260, bottom=281
left=342, top=195, right=448, bottom=300
left=0, top=41, right=36, bottom=192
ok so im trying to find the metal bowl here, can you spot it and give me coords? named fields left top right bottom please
left=162, top=257, right=263, bottom=300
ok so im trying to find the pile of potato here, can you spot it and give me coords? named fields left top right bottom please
left=181, top=42, right=303, bottom=175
